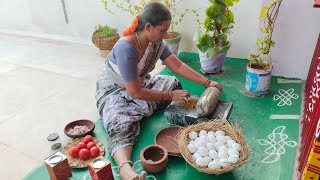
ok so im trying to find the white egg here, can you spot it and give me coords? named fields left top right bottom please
left=196, top=158, right=207, bottom=167
left=228, top=155, right=239, bottom=164
left=207, top=135, right=216, bottom=143
left=195, top=149, right=200, bottom=154
left=209, top=150, right=218, bottom=159
left=224, top=136, right=232, bottom=141
left=214, top=142, right=224, bottom=151
left=203, top=156, right=212, bottom=166
left=218, top=151, right=228, bottom=159
left=199, top=136, right=208, bottom=144
left=219, top=159, right=230, bottom=168
left=232, top=143, right=241, bottom=151
left=199, top=130, right=207, bottom=137
left=220, top=158, right=229, bottom=163
left=198, top=147, right=209, bottom=157
left=208, top=161, right=221, bottom=170
left=227, top=140, right=235, bottom=147
left=212, top=159, right=220, bottom=163
left=228, top=149, right=240, bottom=156
left=195, top=140, right=206, bottom=149
left=189, top=140, right=195, bottom=145
left=192, top=153, right=202, bottom=161
left=208, top=131, right=215, bottom=137
left=195, top=137, right=200, bottom=142
left=189, top=131, right=198, bottom=140
left=187, top=143, right=196, bottom=153
left=207, top=143, right=215, bottom=150
left=218, top=146, right=228, bottom=153
left=215, top=130, right=225, bottom=136
left=216, top=135, right=225, bottom=143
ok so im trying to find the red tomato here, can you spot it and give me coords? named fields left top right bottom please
left=68, top=146, right=79, bottom=158
left=79, top=149, right=90, bottom=160
left=86, top=142, right=96, bottom=149
left=77, top=142, right=86, bottom=150
left=90, top=146, right=100, bottom=158
left=83, top=135, right=93, bottom=144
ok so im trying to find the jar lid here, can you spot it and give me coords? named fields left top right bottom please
left=47, top=133, right=59, bottom=141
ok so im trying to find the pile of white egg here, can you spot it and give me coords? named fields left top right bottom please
left=187, top=130, right=241, bottom=170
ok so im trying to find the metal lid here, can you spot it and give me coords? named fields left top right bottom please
left=48, top=154, right=63, bottom=165
left=47, top=133, right=59, bottom=141
left=92, top=158, right=107, bottom=169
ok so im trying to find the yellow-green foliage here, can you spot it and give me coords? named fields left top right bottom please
left=95, top=25, right=117, bottom=37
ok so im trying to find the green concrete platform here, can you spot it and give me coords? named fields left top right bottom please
left=24, top=52, right=301, bottom=180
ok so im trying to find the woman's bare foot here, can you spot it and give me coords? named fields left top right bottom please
left=119, top=164, right=146, bottom=180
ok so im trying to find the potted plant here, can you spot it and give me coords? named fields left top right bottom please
left=92, top=24, right=120, bottom=57
left=101, top=0, right=201, bottom=55
left=245, top=0, right=282, bottom=96
left=194, top=0, right=240, bottom=74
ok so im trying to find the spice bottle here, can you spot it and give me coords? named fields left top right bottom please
left=47, top=133, right=62, bottom=154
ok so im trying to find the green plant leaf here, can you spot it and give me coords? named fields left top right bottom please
left=206, top=4, right=219, bottom=18
left=247, top=54, right=254, bottom=61
left=224, top=10, right=234, bottom=24
left=259, top=6, right=268, bottom=21
left=216, top=33, right=228, bottom=45
left=214, top=0, right=224, bottom=4
left=197, top=34, right=214, bottom=53
left=206, top=47, right=216, bottom=58
left=215, top=14, right=225, bottom=25
left=94, top=24, right=117, bottom=37
left=256, top=37, right=264, bottom=45
left=225, top=0, right=234, bottom=6
left=204, top=17, right=216, bottom=31
left=193, top=27, right=202, bottom=42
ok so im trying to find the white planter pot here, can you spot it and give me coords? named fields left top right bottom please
left=199, top=51, right=227, bottom=74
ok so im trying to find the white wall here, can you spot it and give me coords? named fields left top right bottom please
left=0, top=0, right=319, bottom=79
left=271, top=0, right=320, bottom=79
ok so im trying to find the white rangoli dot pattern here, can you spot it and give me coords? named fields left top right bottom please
left=258, top=126, right=297, bottom=164
left=273, top=88, right=299, bottom=106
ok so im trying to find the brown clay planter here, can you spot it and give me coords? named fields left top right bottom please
left=140, top=144, right=168, bottom=173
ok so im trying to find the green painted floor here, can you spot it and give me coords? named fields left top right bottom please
left=24, top=52, right=302, bottom=180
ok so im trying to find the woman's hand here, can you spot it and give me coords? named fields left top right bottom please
left=208, top=81, right=223, bottom=92
left=172, top=90, right=190, bottom=101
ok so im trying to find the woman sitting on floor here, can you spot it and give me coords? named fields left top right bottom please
left=95, top=2, right=222, bottom=180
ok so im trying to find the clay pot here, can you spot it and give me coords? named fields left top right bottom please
left=154, top=126, right=182, bottom=156
left=140, top=144, right=168, bottom=173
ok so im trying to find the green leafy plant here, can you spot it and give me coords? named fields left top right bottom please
left=194, top=0, right=240, bottom=58
left=94, top=25, right=118, bottom=37
left=247, top=0, right=282, bottom=70
left=101, top=0, right=202, bottom=35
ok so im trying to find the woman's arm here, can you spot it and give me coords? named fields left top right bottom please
left=163, top=55, right=222, bottom=91
left=124, top=78, right=190, bottom=101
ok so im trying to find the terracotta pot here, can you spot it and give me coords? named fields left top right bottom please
left=140, top=144, right=168, bottom=173
left=154, top=126, right=182, bottom=156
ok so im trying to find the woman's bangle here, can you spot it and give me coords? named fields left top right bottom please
left=204, top=80, right=212, bottom=88
left=203, top=79, right=209, bottom=86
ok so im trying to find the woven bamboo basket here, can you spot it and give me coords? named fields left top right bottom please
left=92, top=32, right=120, bottom=50
left=177, top=119, right=249, bottom=175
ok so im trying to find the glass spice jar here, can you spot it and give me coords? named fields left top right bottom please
left=47, top=133, right=62, bottom=154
